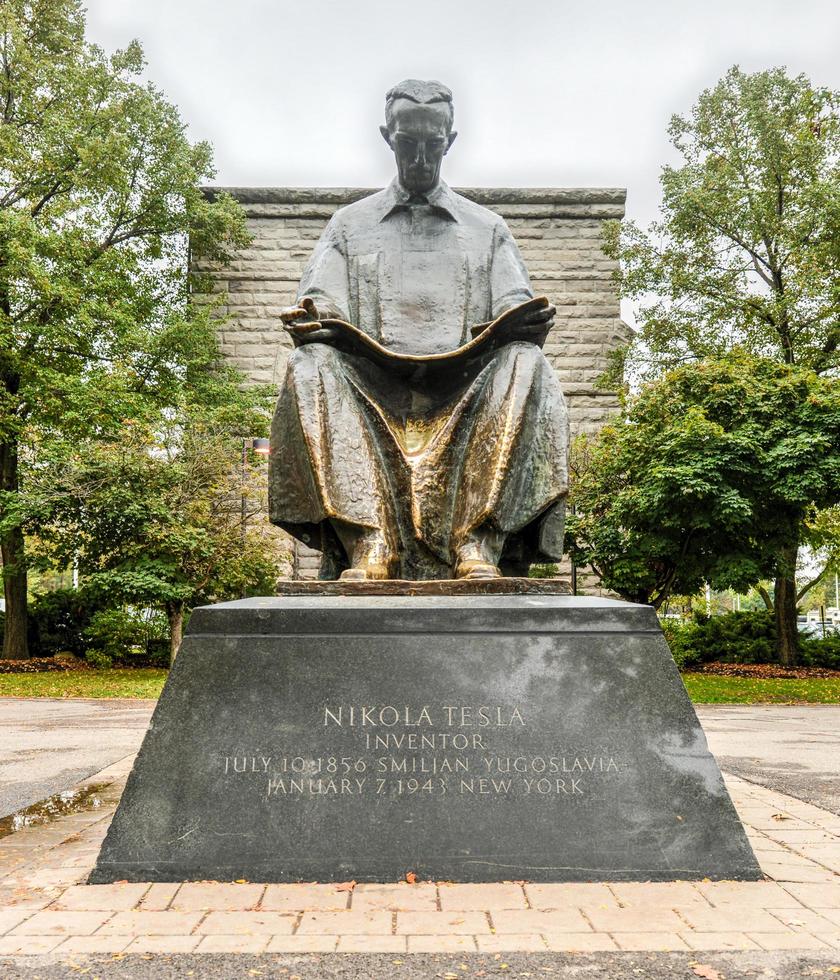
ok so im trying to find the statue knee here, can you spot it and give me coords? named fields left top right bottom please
left=499, top=340, right=549, bottom=375
left=287, top=343, right=342, bottom=384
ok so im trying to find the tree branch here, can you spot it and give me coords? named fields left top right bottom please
left=757, top=584, right=773, bottom=610
left=797, top=563, right=834, bottom=602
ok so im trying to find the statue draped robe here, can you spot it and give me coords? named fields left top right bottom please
left=269, top=180, right=569, bottom=579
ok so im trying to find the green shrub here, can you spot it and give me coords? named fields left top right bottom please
left=11, top=589, right=170, bottom=666
left=800, top=633, right=840, bottom=670
left=660, top=619, right=703, bottom=669
left=81, top=607, right=170, bottom=668
left=661, top=610, right=776, bottom=665
left=662, top=610, right=840, bottom=668
left=28, top=589, right=105, bottom=657
left=136, top=612, right=171, bottom=667
left=83, top=608, right=147, bottom=668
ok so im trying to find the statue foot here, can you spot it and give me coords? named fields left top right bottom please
left=340, top=531, right=397, bottom=582
left=454, top=559, right=502, bottom=580
left=339, top=562, right=392, bottom=581
left=455, top=525, right=505, bottom=580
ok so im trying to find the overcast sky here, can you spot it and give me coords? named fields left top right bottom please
left=84, top=0, right=840, bottom=229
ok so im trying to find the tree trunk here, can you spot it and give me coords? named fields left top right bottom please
left=0, top=438, right=29, bottom=660
left=774, top=545, right=800, bottom=667
left=167, top=601, right=184, bottom=666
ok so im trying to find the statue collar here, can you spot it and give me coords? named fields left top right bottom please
left=379, top=179, right=459, bottom=223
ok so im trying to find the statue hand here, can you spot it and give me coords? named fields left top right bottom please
left=281, top=299, right=341, bottom=347
left=502, top=303, right=556, bottom=342
left=280, top=297, right=320, bottom=327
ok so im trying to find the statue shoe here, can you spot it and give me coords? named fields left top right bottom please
left=335, top=528, right=396, bottom=581
left=339, top=562, right=392, bottom=581
left=454, top=559, right=502, bottom=580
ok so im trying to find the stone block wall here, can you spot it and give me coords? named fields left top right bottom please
left=195, top=186, right=630, bottom=579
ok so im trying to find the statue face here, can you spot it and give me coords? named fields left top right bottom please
left=380, top=99, right=457, bottom=194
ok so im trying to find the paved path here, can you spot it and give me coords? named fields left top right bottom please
left=0, top=699, right=154, bottom=818
left=697, top=704, right=840, bottom=814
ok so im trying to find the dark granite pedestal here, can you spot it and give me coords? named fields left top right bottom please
left=91, top=595, right=761, bottom=883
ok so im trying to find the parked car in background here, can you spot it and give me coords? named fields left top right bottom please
left=799, top=621, right=840, bottom=638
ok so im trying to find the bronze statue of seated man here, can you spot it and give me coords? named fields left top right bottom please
left=268, top=79, right=569, bottom=581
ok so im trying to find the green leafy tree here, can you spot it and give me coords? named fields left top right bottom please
left=0, top=0, right=248, bottom=657
left=33, top=388, right=285, bottom=664
left=601, top=65, right=840, bottom=662
left=567, top=356, right=840, bottom=665
left=605, top=66, right=840, bottom=378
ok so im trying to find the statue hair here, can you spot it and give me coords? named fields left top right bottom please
left=384, top=79, right=454, bottom=131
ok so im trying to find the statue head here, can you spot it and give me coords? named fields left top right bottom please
left=380, top=79, right=457, bottom=195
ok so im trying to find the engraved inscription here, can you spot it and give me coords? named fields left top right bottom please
left=221, top=703, right=623, bottom=799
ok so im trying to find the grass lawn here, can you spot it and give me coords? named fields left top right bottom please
left=0, top=668, right=166, bottom=699
left=0, top=668, right=838, bottom=704
left=682, top=672, right=840, bottom=704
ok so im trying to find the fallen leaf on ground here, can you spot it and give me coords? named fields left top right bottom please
left=235, top=878, right=249, bottom=883
left=695, top=661, right=840, bottom=679
left=405, top=871, right=417, bottom=884
left=335, top=880, right=356, bottom=892
left=771, top=813, right=791, bottom=821
left=692, top=965, right=722, bottom=980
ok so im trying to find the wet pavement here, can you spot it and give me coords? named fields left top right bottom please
left=0, top=699, right=154, bottom=818
left=697, top=704, right=840, bottom=815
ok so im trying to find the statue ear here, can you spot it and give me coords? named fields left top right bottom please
left=446, top=131, right=458, bottom=153
left=379, top=125, right=393, bottom=148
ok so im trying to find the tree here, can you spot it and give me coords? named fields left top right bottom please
left=601, top=65, right=840, bottom=662
left=566, top=356, right=840, bottom=665
left=33, top=389, right=284, bottom=664
left=0, top=0, right=248, bottom=657
left=604, top=66, right=840, bottom=380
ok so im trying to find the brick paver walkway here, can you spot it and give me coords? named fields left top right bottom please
left=0, top=756, right=838, bottom=955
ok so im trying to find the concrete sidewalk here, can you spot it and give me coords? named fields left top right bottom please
left=0, top=756, right=838, bottom=958
left=699, top=704, right=840, bottom=813
left=0, top=698, right=153, bottom=817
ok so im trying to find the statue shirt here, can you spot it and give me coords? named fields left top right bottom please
left=297, top=180, right=534, bottom=356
